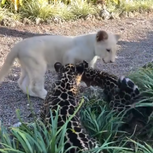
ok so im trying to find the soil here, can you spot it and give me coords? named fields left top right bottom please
left=0, top=13, right=153, bottom=127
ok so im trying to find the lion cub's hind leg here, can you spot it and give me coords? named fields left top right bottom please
left=18, top=67, right=38, bottom=97
left=18, top=57, right=47, bottom=99
left=18, top=67, right=28, bottom=90
left=26, top=61, right=47, bottom=100
left=29, top=74, right=47, bottom=100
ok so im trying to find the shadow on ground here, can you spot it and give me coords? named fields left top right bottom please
left=0, top=26, right=50, bottom=39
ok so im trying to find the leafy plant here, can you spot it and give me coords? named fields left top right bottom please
left=19, top=0, right=56, bottom=21
left=128, top=63, right=153, bottom=92
left=0, top=109, right=69, bottom=153
left=0, top=0, right=23, bottom=11
left=71, top=0, right=97, bottom=19
left=127, top=62, right=153, bottom=140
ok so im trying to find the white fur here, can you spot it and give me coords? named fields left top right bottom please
left=0, top=31, right=120, bottom=99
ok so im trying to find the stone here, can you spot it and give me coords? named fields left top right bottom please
left=100, top=9, right=111, bottom=20
left=35, top=17, right=42, bottom=25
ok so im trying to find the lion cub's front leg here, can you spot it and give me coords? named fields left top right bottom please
left=89, top=56, right=100, bottom=68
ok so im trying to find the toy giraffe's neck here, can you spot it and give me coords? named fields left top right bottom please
left=82, top=68, right=118, bottom=93
left=56, top=74, right=82, bottom=95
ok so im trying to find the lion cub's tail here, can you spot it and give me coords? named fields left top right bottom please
left=0, top=47, right=18, bottom=82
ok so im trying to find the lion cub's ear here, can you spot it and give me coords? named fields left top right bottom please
left=115, top=34, right=121, bottom=42
left=96, top=30, right=108, bottom=42
left=54, top=62, right=63, bottom=72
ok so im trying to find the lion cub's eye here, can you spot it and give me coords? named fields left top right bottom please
left=106, top=49, right=111, bottom=52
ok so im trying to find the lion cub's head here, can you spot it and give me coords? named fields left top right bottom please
left=95, top=30, right=120, bottom=64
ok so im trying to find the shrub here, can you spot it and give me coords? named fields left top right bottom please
left=0, top=0, right=153, bottom=22
left=71, top=0, right=97, bottom=19
left=19, top=0, right=57, bottom=21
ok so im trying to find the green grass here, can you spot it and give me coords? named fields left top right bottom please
left=0, top=99, right=130, bottom=153
left=71, top=0, right=97, bottom=19
left=18, top=0, right=97, bottom=22
left=107, top=0, right=153, bottom=13
left=121, top=0, right=153, bottom=13
left=0, top=101, right=84, bottom=153
left=19, top=0, right=58, bottom=21
left=127, top=62, right=153, bottom=143
left=128, top=66, right=153, bottom=91
left=0, top=7, right=20, bottom=23
left=0, top=0, right=153, bottom=23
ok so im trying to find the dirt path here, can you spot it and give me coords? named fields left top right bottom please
left=0, top=14, right=153, bottom=127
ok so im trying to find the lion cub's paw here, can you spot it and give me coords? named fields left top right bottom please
left=38, top=89, right=47, bottom=100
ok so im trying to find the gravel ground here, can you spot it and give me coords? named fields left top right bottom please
left=0, top=13, right=153, bottom=127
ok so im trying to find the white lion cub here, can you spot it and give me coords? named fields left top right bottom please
left=0, top=30, right=120, bottom=99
